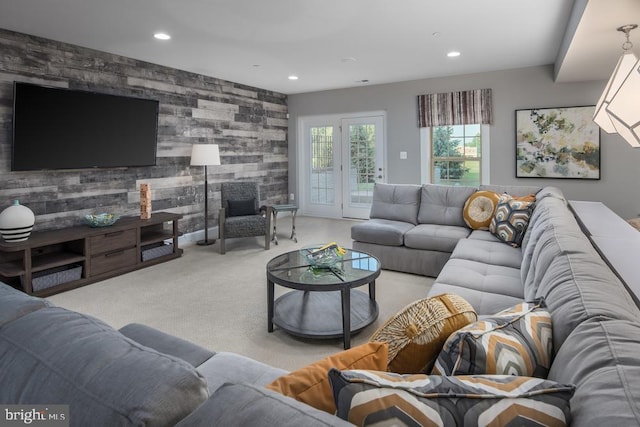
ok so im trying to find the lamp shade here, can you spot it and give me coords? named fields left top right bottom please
left=606, top=58, right=640, bottom=147
left=190, top=144, right=221, bottom=166
left=593, top=52, right=639, bottom=134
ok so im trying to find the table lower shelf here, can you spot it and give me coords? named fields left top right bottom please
left=272, top=289, right=378, bottom=339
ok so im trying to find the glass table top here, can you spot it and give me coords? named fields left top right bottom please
left=267, top=247, right=379, bottom=286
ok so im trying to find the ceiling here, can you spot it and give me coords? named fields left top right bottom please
left=0, top=0, right=638, bottom=95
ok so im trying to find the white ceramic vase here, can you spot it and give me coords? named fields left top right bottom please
left=0, top=200, right=35, bottom=242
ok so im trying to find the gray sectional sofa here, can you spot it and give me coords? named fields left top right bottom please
left=351, top=183, right=541, bottom=276
left=0, top=283, right=351, bottom=427
left=353, top=183, right=640, bottom=425
left=3, top=182, right=640, bottom=426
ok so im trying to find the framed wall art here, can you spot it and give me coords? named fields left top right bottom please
left=515, top=105, right=600, bottom=179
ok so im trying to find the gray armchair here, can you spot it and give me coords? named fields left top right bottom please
left=218, top=182, right=271, bottom=254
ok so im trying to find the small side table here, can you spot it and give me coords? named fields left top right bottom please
left=271, top=204, right=298, bottom=245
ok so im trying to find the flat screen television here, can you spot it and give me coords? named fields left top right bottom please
left=12, top=82, right=159, bottom=171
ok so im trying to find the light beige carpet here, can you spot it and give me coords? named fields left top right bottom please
left=49, top=216, right=433, bottom=371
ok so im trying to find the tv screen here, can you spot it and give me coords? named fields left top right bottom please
left=12, top=82, right=159, bottom=171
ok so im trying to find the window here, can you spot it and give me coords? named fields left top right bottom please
left=417, top=88, right=492, bottom=187
left=420, top=124, right=489, bottom=187
left=432, top=124, right=482, bottom=186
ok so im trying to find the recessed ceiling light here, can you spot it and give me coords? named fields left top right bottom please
left=341, top=57, right=357, bottom=63
left=432, top=32, right=441, bottom=37
left=447, top=51, right=461, bottom=58
left=154, top=33, right=171, bottom=40
left=288, top=75, right=299, bottom=80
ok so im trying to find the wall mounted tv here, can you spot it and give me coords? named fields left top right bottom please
left=12, top=82, right=159, bottom=171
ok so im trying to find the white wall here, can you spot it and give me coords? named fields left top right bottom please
left=288, top=65, right=640, bottom=219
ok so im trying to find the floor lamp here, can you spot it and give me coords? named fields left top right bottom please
left=190, top=144, right=221, bottom=245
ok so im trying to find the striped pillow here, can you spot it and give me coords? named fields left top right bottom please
left=432, top=301, right=552, bottom=378
left=329, top=369, right=574, bottom=427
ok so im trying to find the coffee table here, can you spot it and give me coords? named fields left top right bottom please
left=267, top=247, right=380, bottom=349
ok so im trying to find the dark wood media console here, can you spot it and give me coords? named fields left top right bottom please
left=0, top=212, right=183, bottom=296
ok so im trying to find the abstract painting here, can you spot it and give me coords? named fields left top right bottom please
left=516, top=106, right=600, bottom=179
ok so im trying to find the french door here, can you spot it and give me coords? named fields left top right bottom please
left=299, top=113, right=385, bottom=219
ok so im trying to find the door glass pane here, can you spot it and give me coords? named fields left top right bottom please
left=349, top=124, right=375, bottom=206
left=310, top=126, right=334, bottom=205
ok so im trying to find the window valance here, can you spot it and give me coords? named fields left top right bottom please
left=417, top=88, right=492, bottom=127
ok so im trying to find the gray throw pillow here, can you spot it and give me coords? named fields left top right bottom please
left=228, top=198, right=256, bottom=216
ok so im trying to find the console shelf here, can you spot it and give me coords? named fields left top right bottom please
left=0, top=212, right=183, bottom=296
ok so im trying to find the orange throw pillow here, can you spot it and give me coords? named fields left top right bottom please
left=265, top=342, right=388, bottom=413
left=463, top=191, right=501, bottom=230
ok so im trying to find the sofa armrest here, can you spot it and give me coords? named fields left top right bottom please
left=119, top=323, right=215, bottom=367
left=175, top=382, right=353, bottom=427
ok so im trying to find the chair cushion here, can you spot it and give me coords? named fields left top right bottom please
left=224, top=215, right=267, bottom=237
left=329, top=370, right=575, bottom=427
left=369, top=183, right=421, bottom=225
left=227, top=198, right=256, bottom=216
left=369, top=294, right=476, bottom=374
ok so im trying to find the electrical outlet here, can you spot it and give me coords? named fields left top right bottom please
left=290, top=193, right=295, bottom=201
left=400, top=151, right=408, bottom=160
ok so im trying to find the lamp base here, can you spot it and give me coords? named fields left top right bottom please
left=197, top=239, right=216, bottom=246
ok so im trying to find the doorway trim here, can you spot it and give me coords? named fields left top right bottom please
left=297, top=111, right=387, bottom=218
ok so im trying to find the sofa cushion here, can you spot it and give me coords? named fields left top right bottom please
left=428, top=283, right=523, bottom=316
left=534, top=244, right=640, bottom=353
left=434, top=258, right=524, bottom=300
left=450, top=238, right=522, bottom=269
left=177, top=382, right=354, bottom=427
left=463, top=190, right=500, bottom=229
left=404, top=224, right=470, bottom=252
left=351, top=219, right=414, bottom=246
left=0, top=307, right=208, bottom=426
left=467, top=229, right=502, bottom=241
left=329, top=369, right=575, bottom=427
left=369, top=294, right=476, bottom=374
left=0, top=282, right=52, bottom=327
left=369, top=183, right=421, bottom=225
left=480, top=184, right=541, bottom=197
left=197, top=351, right=287, bottom=395
left=432, top=301, right=553, bottom=378
left=265, top=342, right=388, bottom=414
left=490, top=193, right=536, bottom=247
left=547, top=319, right=640, bottom=426
left=119, top=322, right=215, bottom=367
left=417, top=184, right=476, bottom=226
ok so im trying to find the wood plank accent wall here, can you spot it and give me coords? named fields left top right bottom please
left=0, top=29, right=288, bottom=235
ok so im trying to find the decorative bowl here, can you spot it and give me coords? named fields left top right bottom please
left=84, top=213, right=120, bottom=227
left=304, top=244, right=345, bottom=269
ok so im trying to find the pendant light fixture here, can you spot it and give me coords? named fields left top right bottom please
left=593, top=24, right=640, bottom=147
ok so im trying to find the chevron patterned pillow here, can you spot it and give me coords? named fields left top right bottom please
left=329, top=369, right=574, bottom=427
left=432, top=301, right=552, bottom=378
